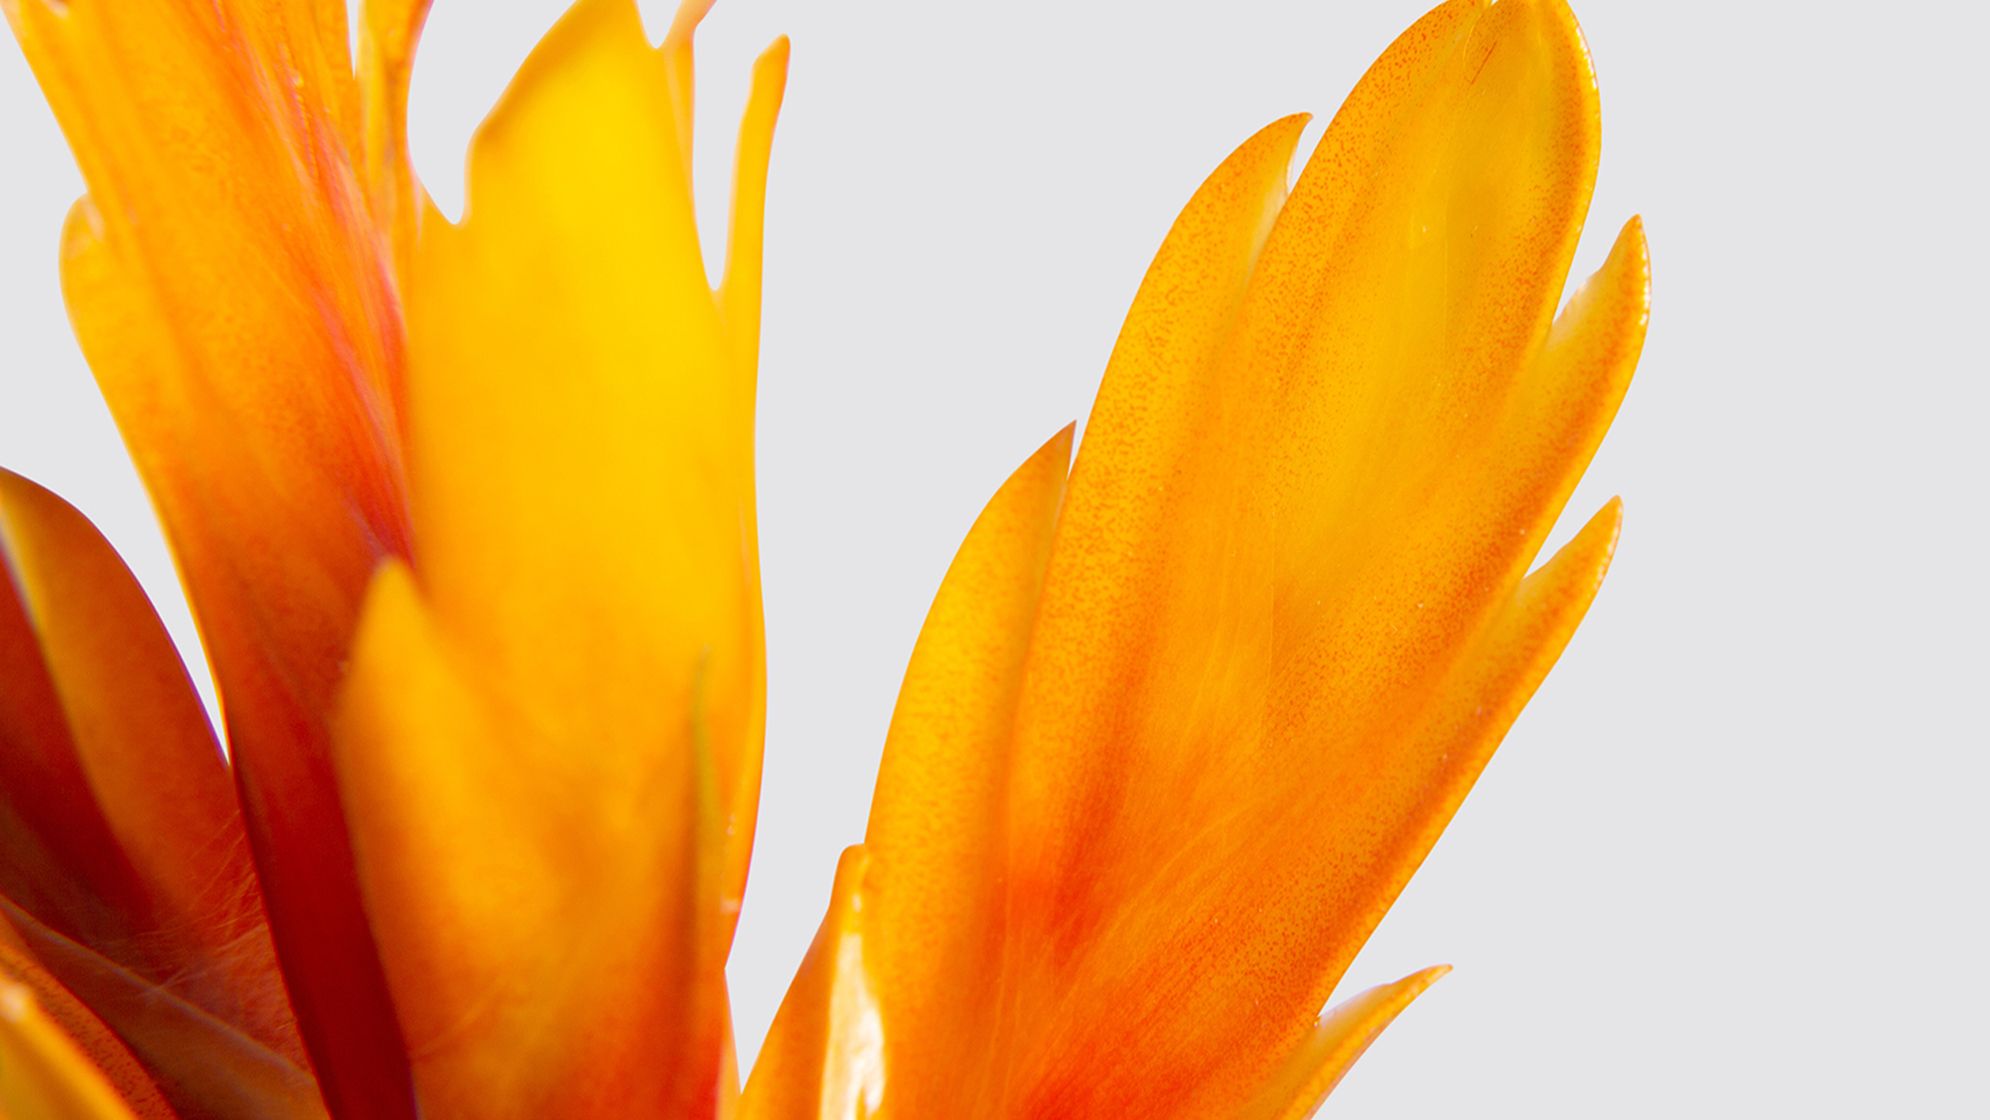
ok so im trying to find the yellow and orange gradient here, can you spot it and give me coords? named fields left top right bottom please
left=0, top=0, right=1644, bottom=1116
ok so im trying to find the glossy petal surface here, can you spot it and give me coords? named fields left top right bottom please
left=1241, top=966, right=1450, bottom=1120
left=740, top=847, right=883, bottom=1120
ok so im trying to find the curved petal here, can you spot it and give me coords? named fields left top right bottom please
left=746, top=429, right=1073, bottom=1117
left=981, top=4, right=1631, bottom=1113
left=357, top=0, right=436, bottom=277
left=758, top=1, right=1647, bottom=1114
left=2, top=902, right=327, bottom=1120
left=3, top=1, right=421, bottom=1110
left=0, top=472, right=295, bottom=1063
left=0, top=981, right=141, bottom=1120
left=1240, top=966, right=1449, bottom=1120
left=864, top=428, right=1071, bottom=1109
left=332, top=1, right=785, bottom=1114
left=717, top=29, right=791, bottom=932
left=0, top=928, right=172, bottom=1119
left=740, top=847, right=882, bottom=1120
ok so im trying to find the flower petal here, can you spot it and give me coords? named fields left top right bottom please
left=2, top=902, right=328, bottom=1120
left=740, top=847, right=883, bottom=1120
left=336, top=557, right=725, bottom=1117
left=408, top=0, right=773, bottom=934
left=0, top=980, right=142, bottom=1120
left=1241, top=966, right=1449, bottom=1120
left=772, top=1, right=1644, bottom=1114
left=994, top=4, right=1626, bottom=1110
left=863, top=427, right=1071, bottom=1110
left=3, top=1, right=420, bottom=1109
left=0, top=472, right=296, bottom=1064
left=745, top=429, right=1072, bottom=1118
left=332, top=1, right=783, bottom=1114
left=0, top=928, right=171, bottom=1119
left=1272, top=220, right=1647, bottom=991
left=356, top=0, right=436, bottom=276
left=718, top=29, right=790, bottom=928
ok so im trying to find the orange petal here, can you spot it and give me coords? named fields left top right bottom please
left=2, top=902, right=327, bottom=1120
left=1333, top=498, right=1626, bottom=945
left=987, top=5, right=1626, bottom=1111
left=0, top=981, right=142, bottom=1120
left=1241, top=967, right=1449, bottom=1120
left=0, top=473, right=296, bottom=1061
left=336, top=558, right=725, bottom=1118
left=357, top=0, right=437, bottom=277
left=739, top=847, right=882, bottom=1120
left=4, top=1, right=421, bottom=1109
left=332, top=1, right=783, bottom=1114
left=763, top=1, right=1646, bottom=1114
left=0, top=926, right=172, bottom=1119
left=716, top=30, right=791, bottom=930
left=1273, top=221, right=1647, bottom=992
left=744, top=429, right=1072, bottom=1118
left=997, top=103, right=1310, bottom=937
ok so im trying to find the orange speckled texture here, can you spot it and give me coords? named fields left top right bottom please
left=748, top=1, right=1648, bottom=1116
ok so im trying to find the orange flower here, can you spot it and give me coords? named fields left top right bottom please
left=742, top=1, right=1646, bottom=1116
left=1, top=0, right=783, bottom=1115
left=0, top=0, right=1645, bottom=1115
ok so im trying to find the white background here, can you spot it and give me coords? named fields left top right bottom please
left=3, top=1, right=1985, bottom=1113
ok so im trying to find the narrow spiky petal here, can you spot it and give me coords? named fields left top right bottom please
left=1241, top=966, right=1451, bottom=1120
left=740, top=847, right=883, bottom=1120
left=753, top=2, right=1647, bottom=1115
left=0, top=0, right=430, bottom=1108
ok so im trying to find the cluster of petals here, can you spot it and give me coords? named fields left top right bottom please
left=0, top=0, right=1645, bottom=1116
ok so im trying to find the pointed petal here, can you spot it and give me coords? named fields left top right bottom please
left=740, top=848, right=883, bottom=1120
left=357, top=0, right=436, bottom=276
left=987, top=110, right=1319, bottom=1118
left=860, top=429, right=1071, bottom=1112
left=1003, top=108, right=1308, bottom=916
left=334, top=2, right=782, bottom=1113
left=1268, top=220, right=1647, bottom=995
left=2, top=903, right=328, bottom=1120
left=0, top=981, right=142, bottom=1120
left=1241, top=967, right=1449, bottom=1120
left=1337, top=498, right=1626, bottom=935
left=715, top=30, right=789, bottom=934
left=0, top=473, right=297, bottom=1061
left=821, top=3, right=1648, bottom=1114
left=0, top=928, right=172, bottom=1119
left=4, top=2, right=420, bottom=1109
left=719, top=35, right=791, bottom=379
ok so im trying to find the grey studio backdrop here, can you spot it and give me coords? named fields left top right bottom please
left=2, top=1, right=1983, bottom=1114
